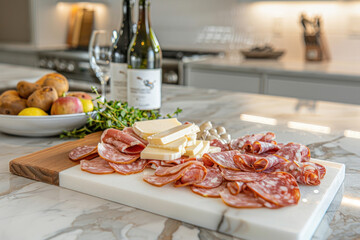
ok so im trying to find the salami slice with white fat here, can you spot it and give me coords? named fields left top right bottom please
left=230, top=132, right=275, bottom=150
left=174, top=164, right=207, bottom=187
left=227, top=181, right=244, bottom=195
left=155, top=161, right=201, bottom=176
left=233, top=154, right=258, bottom=171
left=69, top=145, right=98, bottom=161
left=244, top=141, right=280, bottom=154
left=210, top=139, right=230, bottom=152
left=274, top=142, right=311, bottom=163
left=246, top=172, right=300, bottom=207
left=203, top=150, right=241, bottom=170
left=193, top=166, right=223, bottom=188
left=143, top=167, right=189, bottom=187
left=220, top=167, right=267, bottom=182
left=220, top=189, right=263, bottom=208
left=253, top=154, right=287, bottom=172
left=80, top=157, right=115, bottom=174
left=101, top=128, right=146, bottom=154
left=108, top=159, right=149, bottom=175
left=191, top=183, right=227, bottom=198
left=97, top=143, right=139, bottom=164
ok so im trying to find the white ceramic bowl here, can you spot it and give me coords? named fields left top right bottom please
left=0, top=113, right=93, bottom=137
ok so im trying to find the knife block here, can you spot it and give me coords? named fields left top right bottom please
left=304, top=34, right=330, bottom=62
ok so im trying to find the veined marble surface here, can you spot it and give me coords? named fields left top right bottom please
left=1, top=85, right=360, bottom=240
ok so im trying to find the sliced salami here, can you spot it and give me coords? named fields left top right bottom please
left=244, top=141, right=280, bottom=154
left=227, top=181, right=244, bottom=195
left=203, top=150, right=241, bottom=170
left=80, top=157, right=115, bottom=174
left=97, top=143, right=139, bottom=164
left=220, top=189, right=263, bottom=208
left=143, top=167, right=189, bottom=187
left=253, top=154, right=287, bottom=172
left=233, top=154, right=258, bottom=171
left=246, top=172, right=300, bottom=207
left=275, top=161, right=324, bottom=185
left=192, top=166, right=223, bottom=188
left=174, top=164, right=207, bottom=187
left=274, top=142, right=311, bottom=163
left=210, top=139, right=230, bottom=152
left=220, top=167, right=267, bottom=182
left=230, top=132, right=275, bottom=150
left=155, top=161, right=201, bottom=176
left=69, top=145, right=97, bottom=161
left=109, top=159, right=149, bottom=175
left=123, top=127, right=148, bottom=145
left=191, top=183, right=227, bottom=198
left=101, top=128, right=146, bottom=154
left=315, top=163, right=326, bottom=179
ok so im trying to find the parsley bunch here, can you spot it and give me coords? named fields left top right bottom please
left=60, top=87, right=182, bottom=138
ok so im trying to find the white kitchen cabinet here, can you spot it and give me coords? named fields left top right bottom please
left=186, top=68, right=262, bottom=93
left=267, top=75, right=360, bottom=105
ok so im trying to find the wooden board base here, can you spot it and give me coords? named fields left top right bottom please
left=9, top=132, right=102, bottom=185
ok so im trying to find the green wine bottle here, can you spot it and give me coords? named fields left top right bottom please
left=127, top=0, right=162, bottom=110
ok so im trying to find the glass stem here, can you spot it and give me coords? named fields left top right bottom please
left=101, top=81, right=106, bottom=100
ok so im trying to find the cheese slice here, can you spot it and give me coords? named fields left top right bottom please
left=186, top=133, right=197, bottom=146
left=208, top=146, right=221, bottom=153
left=148, top=123, right=197, bottom=145
left=140, top=146, right=182, bottom=161
left=148, top=137, right=187, bottom=152
left=191, top=141, right=210, bottom=158
left=133, top=118, right=182, bottom=139
left=184, top=140, right=204, bottom=156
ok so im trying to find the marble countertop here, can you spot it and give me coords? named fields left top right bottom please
left=186, top=55, right=360, bottom=81
left=1, top=83, right=360, bottom=239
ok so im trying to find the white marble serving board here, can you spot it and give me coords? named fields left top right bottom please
left=59, top=159, right=345, bottom=240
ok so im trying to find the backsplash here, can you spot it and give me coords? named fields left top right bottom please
left=150, top=0, right=360, bottom=62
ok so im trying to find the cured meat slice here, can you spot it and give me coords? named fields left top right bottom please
left=155, top=161, right=201, bottom=176
left=246, top=172, right=300, bottom=207
left=97, top=143, right=139, bottom=164
left=143, top=167, right=189, bottom=187
left=191, top=183, right=227, bottom=198
left=230, top=132, right=275, bottom=150
left=274, top=142, right=310, bottom=163
left=210, top=139, right=230, bottom=152
left=203, top=150, right=241, bottom=170
left=275, top=161, right=324, bottom=185
left=80, top=157, right=115, bottom=174
left=244, top=141, right=280, bottom=154
left=101, top=128, right=146, bottom=154
left=220, top=167, right=266, bottom=182
left=220, top=189, right=263, bottom=208
left=193, top=166, right=223, bottom=188
left=109, top=159, right=149, bottom=175
left=69, top=145, right=97, bottom=161
left=253, top=154, right=287, bottom=172
left=227, top=181, right=244, bottom=195
left=174, top=164, right=207, bottom=187
left=233, top=154, right=258, bottom=171
left=123, top=127, right=148, bottom=145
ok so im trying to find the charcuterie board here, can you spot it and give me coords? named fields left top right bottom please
left=9, top=133, right=345, bottom=240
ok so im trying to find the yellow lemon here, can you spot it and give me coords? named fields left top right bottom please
left=80, top=98, right=94, bottom=113
left=18, top=107, right=48, bottom=116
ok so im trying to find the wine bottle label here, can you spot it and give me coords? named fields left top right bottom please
left=127, top=69, right=162, bottom=110
left=110, top=62, right=128, bottom=102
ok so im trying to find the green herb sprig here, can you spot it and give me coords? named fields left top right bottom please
left=60, top=87, right=182, bottom=138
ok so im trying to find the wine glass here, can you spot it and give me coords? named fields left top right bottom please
left=89, top=30, right=112, bottom=101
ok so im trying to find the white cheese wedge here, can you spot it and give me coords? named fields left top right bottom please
left=133, top=118, right=182, bottom=139
left=148, top=137, right=188, bottom=152
left=148, top=123, right=198, bottom=145
left=185, top=133, right=197, bottom=146
left=184, top=140, right=204, bottom=156
left=191, top=141, right=210, bottom=158
left=140, top=146, right=182, bottom=161
left=208, top=146, right=221, bottom=153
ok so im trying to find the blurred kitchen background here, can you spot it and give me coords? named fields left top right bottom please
left=1, top=0, right=360, bottom=105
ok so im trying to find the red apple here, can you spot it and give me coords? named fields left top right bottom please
left=66, top=91, right=92, bottom=100
left=50, top=96, right=84, bottom=115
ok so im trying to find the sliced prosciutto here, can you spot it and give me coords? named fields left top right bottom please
left=80, top=157, right=115, bottom=174
left=246, top=172, right=300, bottom=207
left=108, top=159, right=149, bottom=175
left=123, top=127, right=148, bottom=145
left=203, top=150, right=241, bottom=170
left=191, top=183, right=227, bottom=198
left=97, top=143, right=139, bottom=164
left=101, top=128, right=146, bottom=154
left=69, top=145, right=98, bottom=161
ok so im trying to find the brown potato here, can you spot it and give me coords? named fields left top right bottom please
left=39, top=73, right=69, bottom=97
left=0, top=90, right=27, bottom=115
left=27, top=86, right=58, bottom=112
left=17, top=81, right=40, bottom=99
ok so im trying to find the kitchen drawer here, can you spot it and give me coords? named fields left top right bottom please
left=267, top=76, right=360, bottom=105
left=187, top=69, right=262, bottom=93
